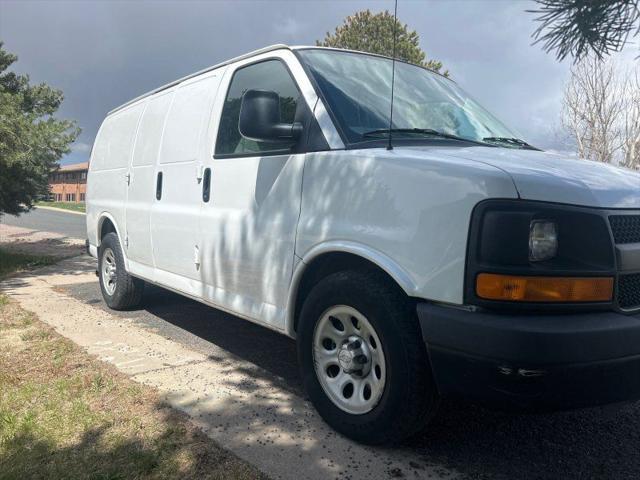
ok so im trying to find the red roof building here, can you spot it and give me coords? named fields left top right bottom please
left=49, top=161, right=89, bottom=202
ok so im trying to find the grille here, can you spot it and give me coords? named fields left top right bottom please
left=610, top=215, right=640, bottom=244
left=618, top=274, right=640, bottom=310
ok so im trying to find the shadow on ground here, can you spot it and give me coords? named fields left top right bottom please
left=0, top=230, right=84, bottom=258
left=0, top=402, right=265, bottom=480
left=56, top=260, right=640, bottom=480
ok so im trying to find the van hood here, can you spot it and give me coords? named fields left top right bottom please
left=406, top=146, right=640, bottom=209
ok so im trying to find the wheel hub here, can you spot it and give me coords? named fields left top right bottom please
left=101, top=248, right=117, bottom=296
left=338, top=335, right=371, bottom=377
left=312, top=305, right=386, bottom=415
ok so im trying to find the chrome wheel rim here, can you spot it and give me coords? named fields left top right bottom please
left=102, top=248, right=117, bottom=296
left=312, top=305, right=386, bottom=415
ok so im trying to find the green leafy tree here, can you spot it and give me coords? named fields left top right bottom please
left=0, top=42, right=79, bottom=216
left=317, top=9, right=448, bottom=76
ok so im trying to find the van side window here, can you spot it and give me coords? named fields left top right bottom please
left=215, top=60, right=301, bottom=156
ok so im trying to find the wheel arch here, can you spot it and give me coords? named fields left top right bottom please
left=97, top=213, right=120, bottom=243
left=286, top=242, right=417, bottom=337
left=96, top=213, right=129, bottom=268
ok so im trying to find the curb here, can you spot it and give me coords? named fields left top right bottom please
left=35, top=205, right=86, bottom=216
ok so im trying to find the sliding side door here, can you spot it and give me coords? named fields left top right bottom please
left=150, top=72, right=222, bottom=290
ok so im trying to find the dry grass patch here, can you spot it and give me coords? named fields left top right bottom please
left=0, top=294, right=267, bottom=480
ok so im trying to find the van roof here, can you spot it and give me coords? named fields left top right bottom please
left=109, top=44, right=292, bottom=115
left=108, top=44, right=451, bottom=116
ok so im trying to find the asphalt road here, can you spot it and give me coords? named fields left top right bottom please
left=1, top=207, right=86, bottom=239
left=11, top=206, right=640, bottom=479
left=62, top=277, right=640, bottom=480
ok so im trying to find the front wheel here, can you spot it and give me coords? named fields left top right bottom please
left=297, top=270, right=440, bottom=444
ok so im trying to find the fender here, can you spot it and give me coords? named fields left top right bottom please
left=285, top=240, right=418, bottom=337
left=96, top=212, right=130, bottom=270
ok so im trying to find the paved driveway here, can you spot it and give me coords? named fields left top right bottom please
left=1, top=207, right=86, bottom=239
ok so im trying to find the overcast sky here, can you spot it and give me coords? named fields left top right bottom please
left=1, top=0, right=637, bottom=165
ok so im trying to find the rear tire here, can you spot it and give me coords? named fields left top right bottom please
left=98, top=232, right=144, bottom=310
left=297, top=269, right=440, bottom=444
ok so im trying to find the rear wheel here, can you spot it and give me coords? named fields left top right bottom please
left=297, top=269, right=440, bottom=444
left=98, top=232, right=144, bottom=310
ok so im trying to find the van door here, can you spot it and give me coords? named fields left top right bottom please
left=125, top=91, right=173, bottom=268
left=199, top=59, right=307, bottom=329
left=150, top=72, right=222, bottom=287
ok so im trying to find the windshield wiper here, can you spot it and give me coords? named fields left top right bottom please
left=362, top=128, right=493, bottom=146
left=482, top=137, right=538, bottom=150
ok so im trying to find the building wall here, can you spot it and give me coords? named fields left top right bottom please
left=49, top=169, right=88, bottom=202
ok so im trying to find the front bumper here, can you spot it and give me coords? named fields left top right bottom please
left=418, top=303, right=640, bottom=410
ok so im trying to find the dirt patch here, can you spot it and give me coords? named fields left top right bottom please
left=0, top=224, right=85, bottom=258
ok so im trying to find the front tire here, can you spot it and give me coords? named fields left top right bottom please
left=98, top=232, right=144, bottom=310
left=297, top=269, right=439, bottom=444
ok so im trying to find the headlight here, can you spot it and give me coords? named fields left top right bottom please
left=529, top=220, right=557, bottom=262
left=465, top=200, right=615, bottom=308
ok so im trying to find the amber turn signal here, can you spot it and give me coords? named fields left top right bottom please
left=476, top=273, right=614, bottom=302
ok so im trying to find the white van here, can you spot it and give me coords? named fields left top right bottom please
left=87, top=44, right=640, bottom=444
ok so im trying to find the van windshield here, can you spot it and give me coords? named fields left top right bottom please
left=297, top=48, right=528, bottom=148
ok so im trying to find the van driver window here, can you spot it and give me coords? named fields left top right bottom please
left=215, top=60, right=300, bottom=156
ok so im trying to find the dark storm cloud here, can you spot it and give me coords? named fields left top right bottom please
left=0, top=0, right=612, bottom=163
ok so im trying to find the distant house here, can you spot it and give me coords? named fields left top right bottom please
left=49, top=161, right=88, bottom=203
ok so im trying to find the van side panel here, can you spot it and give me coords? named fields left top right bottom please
left=86, top=123, right=106, bottom=250
left=125, top=91, right=174, bottom=267
left=149, top=72, right=222, bottom=281
left=87, top=102, right=145, bottom=252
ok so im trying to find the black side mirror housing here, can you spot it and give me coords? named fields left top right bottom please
left=239, top=89, right=303, bottom=142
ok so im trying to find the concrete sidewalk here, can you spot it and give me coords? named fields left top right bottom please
left=0, top=254, right=456, bottom=480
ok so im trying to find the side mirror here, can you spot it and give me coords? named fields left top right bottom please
left=239, top=89, right=303, bottom=142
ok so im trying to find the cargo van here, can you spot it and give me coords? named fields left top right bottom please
left=87, top=44, right=640, bottom=444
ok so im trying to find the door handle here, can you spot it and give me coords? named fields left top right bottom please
left=156, top=172, right=163, bottom=200
left=202, top=168, right=211, bottom=202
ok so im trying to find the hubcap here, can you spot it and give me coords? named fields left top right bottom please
left=101, top=248, right=117, bottom=296
left=337, top=335, right=372, bottom=377
left=313, top=305, right=386, bottom=415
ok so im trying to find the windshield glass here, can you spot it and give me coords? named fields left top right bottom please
left=297, top=49, right=524, bottom=146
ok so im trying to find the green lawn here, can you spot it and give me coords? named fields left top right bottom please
left=0, top=247, right=265, bottom=479
left=35, top=201, right=86, bottom=213
left=0, top=248, right=58, bottom=280
left=0, top=294, right=266, bottom=480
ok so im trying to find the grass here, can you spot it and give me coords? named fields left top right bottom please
left=0, top=248, right=58, bottom=280
left=0, top=294, right=266, bottom=480
left=35, top=201, right=86, bottom=213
